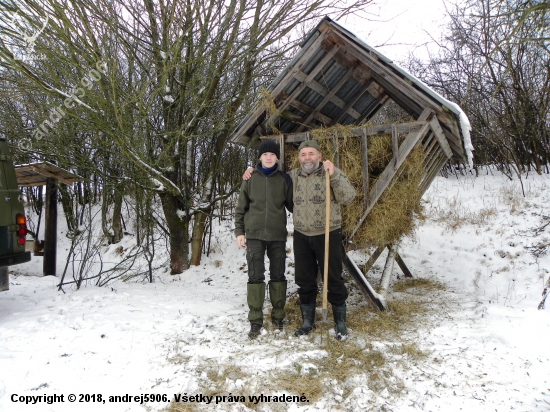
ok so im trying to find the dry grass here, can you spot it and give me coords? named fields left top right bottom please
left=392, top=278, right=446, bottom=293
left=427, top=194, right=497, bottom=232
left=164, top=280, right=448, bottom=411
left=285, top=124, right=425, bottom=248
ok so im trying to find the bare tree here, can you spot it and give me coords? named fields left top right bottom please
left=408, top=0, right=550, bottom=176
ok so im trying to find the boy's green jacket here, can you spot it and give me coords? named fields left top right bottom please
left=234, top=168, right=293, bottom=241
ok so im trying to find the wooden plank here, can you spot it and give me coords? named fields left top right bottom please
left=343, top=248, right=385, bottom=311
left=394, top=251, right=414, bottom=278
left=378, top=244, right=397, bottom=307
left=278, top=135, right=285, bottom=171
left=349, top=108, right=433, bottom=239
left=296, top=68, right=355, bottom=132
left=429, top=118, right=453, bottom=159
left=229, top=30, right=331, bottom=143
left=283, top=121, right=427, bottom=143
left=355, top=94, right=389, bottom=124
left=360, top=130, right=369, bottom=210
left=266, top=46, right=342, bottom=127
left=293, top=71, right=362, bottom=119
left=333, top=136, right=339, bottom=168
left=359, top=121, right=426, bottom=136
left=0, top=267, right=7, bottom=292
left=343, top=43, right=441, bottom=116
left=329, top=78, right=374, bottom=125
left=285, top=132, right=311, bottom=143
left=288, top=100, right=333, bottom=125
left=43, top=178, right=57, bottom=277
left=421, top=152, right=445, bottom=190
left=362, top=245, right=385, bottom=274
left=392, top=123, right=398, bottom=169
left=421, top=154, right=447, bottom=194
left=370, top=72, right=424, bottom=118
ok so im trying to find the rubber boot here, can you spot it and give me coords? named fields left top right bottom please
left=294, top=303, right=316, bottom=336
left=269, top=281, right=287, bottom=331
left=247, top=283, right=265, bottom=339
left=332, top=303, right=347, bottom=340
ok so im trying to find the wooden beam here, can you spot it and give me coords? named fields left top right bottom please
left=378, top=244, right=397, bottom=308
left=371, top=72, right=424, bottom=117
left=394, top=251, right=414, bottom=278
left=349, top=108, right=433, bottom=239
left=329, top=78, right=375, bottom=125
left=362, top=245, right=385, bottom=274
left=43, top=178, right=57, bottom=277
left=343, top=248, right=385, bottom=311
left=293, top=71, right=362, bottom=119
left=296, top=68, right=355, bottom=132
left=421, top=154, right=447, bottom=194
left=343, top=43, right=441, bottom=116
left=392, top=123, right=398, bottom=169
left=288, top=100, right=333, bottom=125
left=283, top=121, right=427, bottom=143
left=333, top=136, right=339, bottom=168
left=362, top=121, right=426, bottom=136
left=360, top=130, right=369, bottom=211
left=429, top=118, right=453, bottom=159
left=266, top=46, right=341, bottom=127
left=230, top=30, right=331, bottom=143
left=355, top=94, right=389, bottom=124
left=0, top=267, right=7, bottom=292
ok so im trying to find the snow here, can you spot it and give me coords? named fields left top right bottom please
left=163, top=95, right=174, bottom=103
left=1, top=168, right=550, bottom=411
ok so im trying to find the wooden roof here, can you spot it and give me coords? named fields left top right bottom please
left=15, top=162, right=82, bottom=187
left=229, top=16, right=468, bottom=163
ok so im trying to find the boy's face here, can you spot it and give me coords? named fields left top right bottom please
left=260, top=152, right=278, bottom=168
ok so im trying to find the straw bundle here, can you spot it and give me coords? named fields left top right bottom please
left=285, top=124, right=424, bottom=248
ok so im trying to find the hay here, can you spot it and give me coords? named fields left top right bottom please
left=284, top=124, right=425, bottom=248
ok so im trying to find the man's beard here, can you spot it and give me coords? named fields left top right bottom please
left=301, top=161, right=319, bottom=174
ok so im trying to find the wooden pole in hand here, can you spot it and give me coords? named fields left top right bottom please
left=322, top=171, right=330, bottom=322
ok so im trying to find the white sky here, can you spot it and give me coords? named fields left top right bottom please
left=338, top=0, right=451, bottom=63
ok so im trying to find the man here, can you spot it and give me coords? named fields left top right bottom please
left=235, top=139, right=293, bottom=339
left=244, top=140, right=355, bottom=340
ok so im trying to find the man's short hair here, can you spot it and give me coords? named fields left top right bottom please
left=298, top=140, right=320, bottom=152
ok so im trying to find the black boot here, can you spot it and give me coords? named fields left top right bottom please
left=332, top=303, right=347, bottom=340
left=248, top=323, right=262, bottom=339
left=294, top=303, right=316, bottom=336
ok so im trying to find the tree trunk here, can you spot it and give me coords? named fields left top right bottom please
left=112, top=186, right=124, bottom=243
left=190, top=211, right=208, bottom=266
left=160, top=193, right=189, bottom=274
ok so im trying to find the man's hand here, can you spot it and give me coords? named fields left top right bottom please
left=323, top=160, right=335, bottom=176
left=242, top=167, right=254, bottom=180
left=236, top=235, right=247, bottom=249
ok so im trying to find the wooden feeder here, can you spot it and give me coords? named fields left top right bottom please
left=229, top=17, right=472, bottom=310
left=15, top=161, right=82, bottom=277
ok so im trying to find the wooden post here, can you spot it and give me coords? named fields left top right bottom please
left=278, top=135, right=285, bottom=171
left=0, top=266, right=8, bottom=291
left=378, top=244, right=397, bottom=308
left=360, top=129, right=369, bottom=210
left=392, top=123, right=398, bottom=169
left=43, top=177, right=58, bottom=277
left=332, top=136, right=339, bottom=168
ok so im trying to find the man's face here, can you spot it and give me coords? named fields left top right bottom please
left=298, top=147, right=322, bottom=174
left=260, top=152, right=278, bottom=168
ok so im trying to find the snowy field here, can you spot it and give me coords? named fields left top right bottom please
left=1, top=168, right=550, bottom=412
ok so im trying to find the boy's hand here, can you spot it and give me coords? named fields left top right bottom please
left=236, top=235, right=247, bottom=249
left=243, top=167, right=254, bottom=180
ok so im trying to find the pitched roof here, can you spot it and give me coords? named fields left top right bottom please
left=230, top=16, right=472, bottom=165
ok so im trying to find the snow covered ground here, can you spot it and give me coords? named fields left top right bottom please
left=1, top=168, right=550, bottom=412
